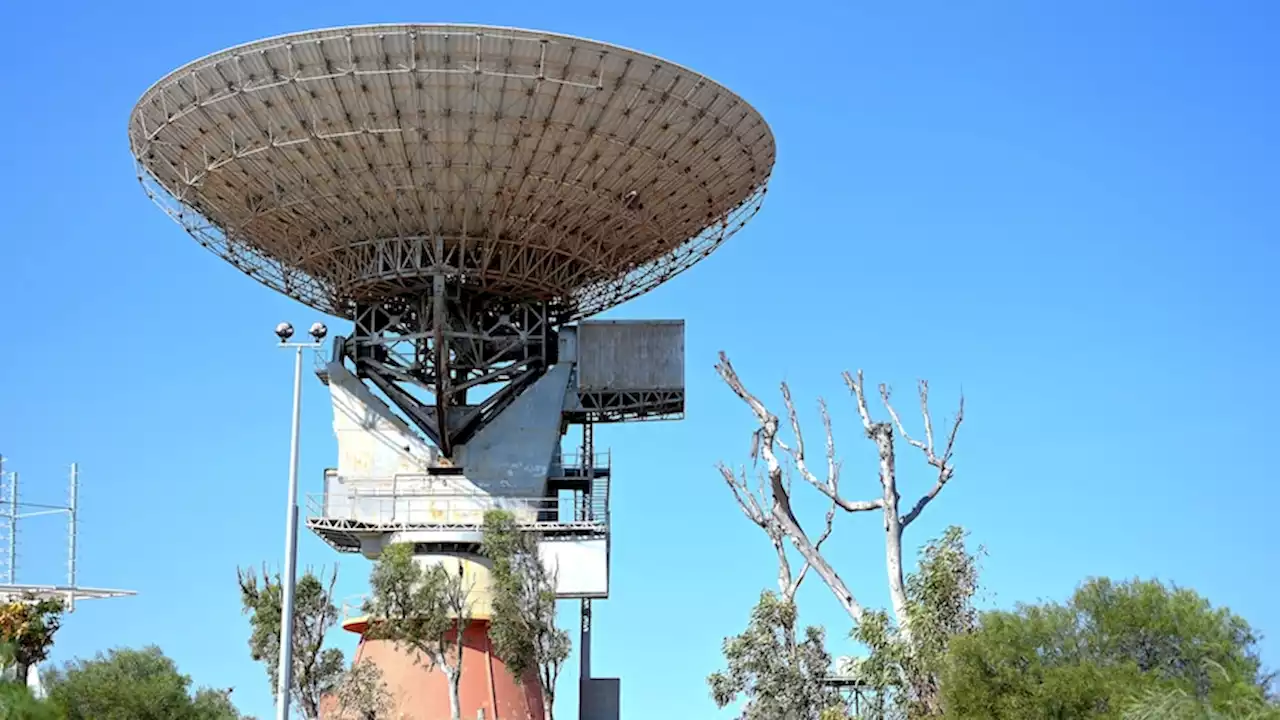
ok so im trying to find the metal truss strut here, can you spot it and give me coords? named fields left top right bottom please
left=341, top=284, right=560, bottom=457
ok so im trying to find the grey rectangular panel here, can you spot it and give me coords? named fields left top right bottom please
left=581, top=678, right=620, bottom=720
left=577, top=320, right=684, bottom=392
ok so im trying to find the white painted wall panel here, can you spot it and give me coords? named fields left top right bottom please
left=328, top=362, right=439, bottom=480
left=322, top=472, right=539, bottom=524
left=540, top=537, right=608, bottom=598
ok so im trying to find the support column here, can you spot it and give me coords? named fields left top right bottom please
left=67, top=464, right=78, bottom=612
left=579, top=422, right=595, bottom=701
left=8, top=469, right=16, bottom=585
left=582, top=422, right=595, bottom=521
left=580, top=598, right=592, bottom=691
left=431, top=251, right=450, bottom=457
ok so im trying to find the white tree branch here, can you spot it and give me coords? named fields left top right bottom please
left=774, top=531, right=796, bottom=602
left=716, top=352, right=866, bottom=622
left=880, top=384, right=926, bottom=452
left=718, top=463, right=767, bottom=529
left=882, top=381, right=966, bottom=528
left=778, top=382, right=882, bottom=513
left=719, top=462, right=805, bottom=601
left=843, top=370, right=876, bottom=434
left=791, top=494, right=837, bottom=597
left=820, top=398, right=839, bottom=499
left=845, top=369, right=913, bottom=635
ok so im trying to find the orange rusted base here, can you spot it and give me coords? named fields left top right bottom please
left=321, top=618, right=546, bottom=720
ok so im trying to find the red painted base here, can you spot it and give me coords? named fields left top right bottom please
left=321, top=619, right=546, bottom=720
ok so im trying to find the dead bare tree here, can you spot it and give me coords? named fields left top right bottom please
left=717, top=463, right=837, bottom=607
left=715, top=352, right=964, bottom=641
left=330, top=659, right=392, bottom=720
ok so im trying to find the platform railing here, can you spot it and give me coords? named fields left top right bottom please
left=550, top=450, right=611, bottom=475
left=305, top=480, right=610, bottom=531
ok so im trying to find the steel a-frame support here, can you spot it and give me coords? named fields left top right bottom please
left=343, top=283, right=559, bottom=457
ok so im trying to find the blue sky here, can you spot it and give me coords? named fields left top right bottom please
left=1, top=1, right=1278, bottom=717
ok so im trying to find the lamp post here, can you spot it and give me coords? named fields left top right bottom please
left=274, top=320, right=327, bottom=720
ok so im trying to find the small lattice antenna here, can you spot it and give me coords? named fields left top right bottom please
left=0, top=456, right=135, bottom=610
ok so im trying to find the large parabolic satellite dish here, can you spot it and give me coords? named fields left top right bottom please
left=129, top=24, right=775, bottom=320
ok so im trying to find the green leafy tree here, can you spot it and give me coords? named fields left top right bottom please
left=708, top=590, right=846, bottom=720
left=481, top=510, right=570, bottom=720
left=237, top=565, right=344, bottom=720
left=0, top=595, right=64, bottom=683
left=329, top=659, right=392, bottom=720
left=1122, top=660, right=1280, bottom=720
left=191, top=688, right=249, bottom=720
left=0, top=679, right=59, bottom=720
left=44, top=645, right=249, bottom=720
left=942, top=578, right=1277, bottom=719
left=707, top=526, right=980, bottom=720
left=363, top=542, right=472, bottom=720
left=851, top=526, right=981, bottom=718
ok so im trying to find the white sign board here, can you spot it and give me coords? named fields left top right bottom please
left=540, top=537, right=608, bottom=598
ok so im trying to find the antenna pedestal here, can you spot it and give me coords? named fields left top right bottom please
left=133, top=23, right=773, bottom=720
